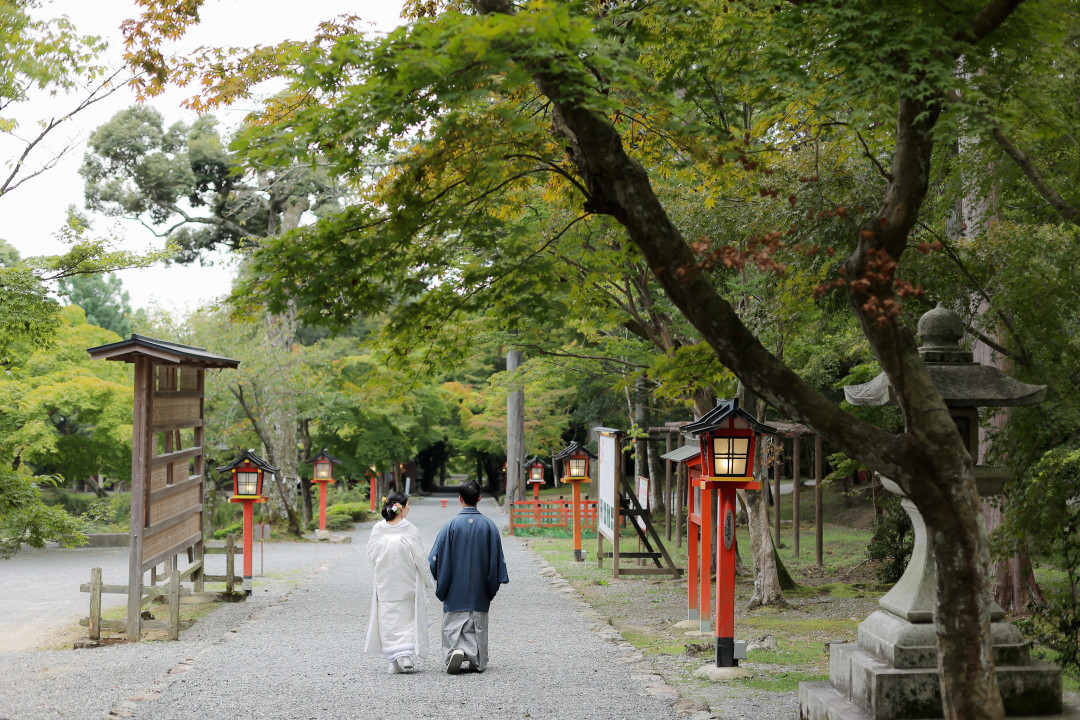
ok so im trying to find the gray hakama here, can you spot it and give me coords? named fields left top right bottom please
left=441, top=610, right=489, bottom=671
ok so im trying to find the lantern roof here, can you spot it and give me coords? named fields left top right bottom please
left=217, top=449, right=278, bottom=474
left=844, top=305, right=1047, bottom=409
left=683, top=398, right=777, bottom=438
left=553, top=441, right=596, bottom=460
left=88, top=334, right=239, bottom=369
left=522, top=456, right=550, bottom=469
left=306, top=448, right=343, bottom=465
left=660, top=444, right=702, bottom=463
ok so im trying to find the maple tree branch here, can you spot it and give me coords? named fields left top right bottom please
left=1, top=68, right=127, bottom=198
left=514, top=343, right=649, bottom=369
left=990, top=126, right=1080, bottom=225
left=955, top=0, right=1026, bottom=47
left=856, top=131, right=893, bottom=183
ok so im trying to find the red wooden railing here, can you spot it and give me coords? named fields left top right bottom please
left=509, top=498, right=598, bottom=535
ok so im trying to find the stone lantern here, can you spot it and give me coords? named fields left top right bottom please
left=801, top=304, right=1060, bottom=719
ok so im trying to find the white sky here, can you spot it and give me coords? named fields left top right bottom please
left=2, top=0, right=405, bottom=317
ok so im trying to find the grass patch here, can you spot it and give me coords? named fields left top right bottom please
left=621, top=630, right=687, bottom=656
left=747, top=644, right=826, bottom=666
left=737, top=671, right=827, bottom=693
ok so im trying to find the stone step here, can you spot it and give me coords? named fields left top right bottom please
left=801, top=680, right=1080, bottom=720
left=829, top=643, right=1062, bottom=719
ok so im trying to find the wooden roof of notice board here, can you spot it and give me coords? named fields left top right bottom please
left=87, top=334, right=240, bottom=369
left=768, top=421, right=816, bottom=438
left=660, top=444, right=701, bottom=463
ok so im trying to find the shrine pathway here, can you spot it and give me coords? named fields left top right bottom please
left=0, top=497, right=704, bottom=720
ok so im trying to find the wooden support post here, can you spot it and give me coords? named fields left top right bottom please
left=773, top=457, right=781, bottom=542
left=596, top=524, right=604, bottom=569
left=815, top=435, right=824, bottom=567
left=665, top=431, right=673, bottom=541
left=792, top=435, right=801, bottom=558
left=128, top=354, right=152, bottom=642
left=571, top=480, right=584, bottom=562
left=89, top=567, right=102, bottom=641
left=676, top=463, right=685, bottom=549
left=167, top=569, right=180, bottom=641
left=612, top=436, right=622, bottom=579
left=194, top=540, right=204, bottom=593
left=225, top=533, right=236, bottom=594
left=687, top=487, right=699, bottom=620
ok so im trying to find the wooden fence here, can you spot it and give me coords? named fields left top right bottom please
left=80, top=535, right=244, bottom=642
left=509, top=498, right=598, bottom=534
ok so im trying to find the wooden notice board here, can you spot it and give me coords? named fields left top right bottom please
left=88, top=335, right=239, bottom=640
left=595, top=427, right=681, bottom=579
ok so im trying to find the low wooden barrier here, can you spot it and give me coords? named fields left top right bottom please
left=81, top=534, right=244, bottom=641
left=509, top=498, right=598, bottom=535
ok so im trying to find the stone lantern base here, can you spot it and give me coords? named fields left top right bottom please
left=800, top=607, right=1071, bottom=719
left=800, top=487, right=1072, bottom=719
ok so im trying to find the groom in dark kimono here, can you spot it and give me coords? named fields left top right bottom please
left=428, top=481, right=509, bottom=674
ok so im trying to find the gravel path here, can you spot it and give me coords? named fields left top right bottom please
left=0, top=498, right=702, bottom=720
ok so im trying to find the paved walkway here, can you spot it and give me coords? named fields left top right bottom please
left=0, top=497, right=696, bottom=720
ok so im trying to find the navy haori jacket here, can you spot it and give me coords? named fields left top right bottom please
left=428, top=506, right=509, bottom=613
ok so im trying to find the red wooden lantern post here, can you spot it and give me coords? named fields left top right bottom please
left=684, top=454, right=709, bottom=631
left=523, top=457, right=549, bottom=500
left=553, top=442, right=596, bottom=562
left=367, top=467, right=378, bottom=513
left=306, top=449, right=342, bottom=535
left=219, top=450, right=277, bottom=595
left=685, top=399, right=775, bottom=667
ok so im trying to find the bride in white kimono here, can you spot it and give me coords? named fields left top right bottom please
left=365, top=492, right=433, bottom=673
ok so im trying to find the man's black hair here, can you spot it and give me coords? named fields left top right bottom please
left=459, top=480, right=481, bottom=506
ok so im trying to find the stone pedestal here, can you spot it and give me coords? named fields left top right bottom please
left=801, top=608, right=1066, bottom=719
left=800, top=486, right=1070, bottom=719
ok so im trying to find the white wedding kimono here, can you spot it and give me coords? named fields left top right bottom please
left=365, top=518, right=433, bottom=663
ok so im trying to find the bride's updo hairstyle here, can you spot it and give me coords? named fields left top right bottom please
left=381, top=492, right=409, bottom=521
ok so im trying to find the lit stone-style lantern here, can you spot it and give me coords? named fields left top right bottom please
left=218, top=450, right=277, bottom=594
left=306, top=449, right=342, bottom=538
left=553, top=441, right=596, bottom=562
left=801, top=304, right=1055, bottom=719
left=523, top=456, right=549, bottom=500
left=684, top=398, right=776, bottom=668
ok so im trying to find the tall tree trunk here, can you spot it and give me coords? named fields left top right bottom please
left=298, top=418, right=314, bottom=526
left=506, top=348, right=524, bottom=504
left=744, top=487, right=783, bottom=606
left=647, top=436, right=666, bottom=520
left=743, top=390, right=784, bottom=605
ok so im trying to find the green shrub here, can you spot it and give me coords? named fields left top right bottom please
left=323, top=513, right=356, bottom=531
left=327, top=502, right=371, bottom=521
left=109, top=493, right=131, bottom=520
left=210, top=501, right=242, bottom=529
left=330, top=485, right=369, bottom=505
left=213, top=522, right=244, bottom=540
left=999, top=447, right=1080, bottom=681
left=42, top=488, right=95, bottom=516
left=866, top=496, right=913, bottom=584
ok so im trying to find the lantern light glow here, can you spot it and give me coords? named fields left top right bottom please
left=236, top=470, right=260, bottom=496
left=712, top=436, right=751, bottom=476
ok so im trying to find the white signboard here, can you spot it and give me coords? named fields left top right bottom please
left=597, top=430, right=619, bottom=541
left=635, top=476, right=649, bottom=530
